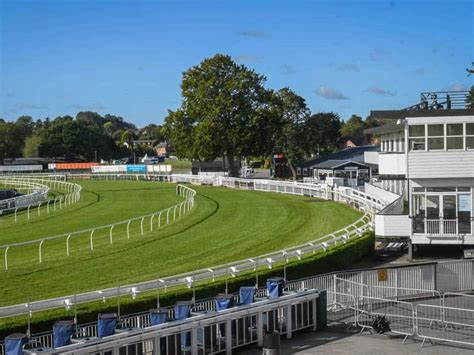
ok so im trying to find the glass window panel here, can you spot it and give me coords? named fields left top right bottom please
left=428, top=137, right=444, bottom=150
left=426, top=195, right=440, bottom=219
left=413, top=187, right=425, bottom=192
left=409, top=138, right=425, bottom=151
left=447, top=124, right=463, bottom=136
left=443, top=195, right=456, bottom=220
left=447, top=136, right=463, bottom=150
left=467, top=123, right=474, bottom=135
left=409, top=125, right=425, bottom=137
left=458, top=194, right=471, bottom=234
left=457, top=187, right=470, bottom=192
left=428, top=124, right=444, bottom=136
left=412, top=194, right=425, bottom=233
left=467, top=136, right=474, bottom=149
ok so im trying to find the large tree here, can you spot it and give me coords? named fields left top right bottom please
left=340, top=114, right=365, bottom=145
left=163, top=54, right=268, bottom=176
left=271, top=88, right=310, bottom=179
left=38, top=116, right=119, bottom=161
left=304, top=112, right=342, bottom=155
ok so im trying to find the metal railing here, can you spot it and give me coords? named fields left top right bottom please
left=0, top=174, right=379, bottom=318
left=0, top=259, right=473, bottom=353
left=0, top=184, right=196, bottom=271
left=0, top=176, right=82, bottom=222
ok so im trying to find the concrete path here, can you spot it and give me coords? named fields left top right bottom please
left=237, top=324, right=474, bottom=354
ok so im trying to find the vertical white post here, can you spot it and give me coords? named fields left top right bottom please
left=166, top=208, right=170, bottom=224
left=27, top=205, right=30, bottom=220
left=127, top=220, right=131, bottom=239
left=173, top=206, right=177, bottom=221
left=4, top=246, right=9, bottom=271
left=39, top=240, right=44, bottom=263
left=90, top=229, right=94, bottom=251
left=66, top=234, right=71, bottom=256
left=47, top=200, right=50, bottom=214
left=150, top=214, right=155, bottom=232
left=37, top=203, right=41, bottom=216
left=140, top=217, right=145, bottom=235
left=110, top=225, right=114, bottom=244
left=14, top=208, right=18, bottom=222
left=158, top=211, right=162, bottom=229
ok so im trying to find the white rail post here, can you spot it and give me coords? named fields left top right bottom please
left=166, top=208, right=170, bottom=225
left=59, top=196, right=62, bottom=209
left=140, top=217, right=145, bottom=235
left=127, top=220, right=131, bottom=239
left=66, top=234, right=72, bottom=256
left=47, top=200, right=50, bottom=214
left=90, top=229, right=95, bottom=251
left=179, top=203, right=182, bottom=218
left=150, top=214, right=155, bottom=232
left=14, top=208, right=18, bottom=222
left=39, top=240, right=44, bottom=263
left=27, top=205, right=30, bottom=220
left=37, top=203, right=41, bottom=216
left=158, top=211, right=162, bottom=229
left=4, top=246, right=9, bottom=270
left=173, top=205, right=177, bottom=221
left=53, top=198, right=56, bottom=212
left=110, top=225, right=114, bottom=244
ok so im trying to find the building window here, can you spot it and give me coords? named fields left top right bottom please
left=303, top=168, right=308, bottom=176
left=427, top=124, right=444, bottom=150
left=409, top=125, right=426, bottom=151
left=467, top=123, right=474, bottom=150
left=297, top=168, right=301, bottom=175
left=447, top=123, right=463, bottom=150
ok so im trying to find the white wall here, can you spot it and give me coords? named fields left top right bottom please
left=379, top=153, right=406, bottom=175
left=408, top=151, right=474, bottom=178
left=375, top=214, right=410, bottom=237
left=364, top=182, right=401, bottom=205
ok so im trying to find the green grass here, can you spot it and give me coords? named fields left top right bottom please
left=0, top=180, right=361, bottom=309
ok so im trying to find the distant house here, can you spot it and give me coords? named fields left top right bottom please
left=154, top=142, right=174, bottom=157
left=297, top=145, right=379, bottom=186
left=340, top=139, right=358, bottom=149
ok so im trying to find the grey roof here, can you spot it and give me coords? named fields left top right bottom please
left=312, top=159, right=368, bottom=170
left=365, top=122, right=403, bottom=135
left=299, top=145, right=379, bottom=168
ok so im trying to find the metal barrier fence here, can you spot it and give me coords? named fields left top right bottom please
left=0, top=184, right=196, bottom=271
left=0, top=176, right=81, bottom=222
left=2, top=290, right=320, bottom=355
left=0, top=260, right=473, bottom=353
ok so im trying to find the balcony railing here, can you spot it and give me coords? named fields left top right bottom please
left=413, top=217, right=472, bottom=236
left=404, top=91, right=470, bottom=111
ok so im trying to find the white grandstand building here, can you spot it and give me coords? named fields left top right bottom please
left=365, top=91, right=474, bottom=259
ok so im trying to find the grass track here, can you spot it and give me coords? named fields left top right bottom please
left=0, top=180, right=361, bottom=307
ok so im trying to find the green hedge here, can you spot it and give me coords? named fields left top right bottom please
left=0, top=231, right=374, bottom=339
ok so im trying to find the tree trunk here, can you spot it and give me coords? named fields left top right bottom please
left=288, top=159, right=297, bottom=181
left=226, top=154, right=236, bottom=177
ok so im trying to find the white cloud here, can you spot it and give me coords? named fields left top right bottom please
left=366, top=87, right=396, bottom=97
left=315, top=86, right=348, bottom=100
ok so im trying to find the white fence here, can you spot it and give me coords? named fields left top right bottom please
left=0, top=184, right=196, bottom=271
left=0, top=176, right=82, bottom=222
left=0, top=173, right=379, bottom=318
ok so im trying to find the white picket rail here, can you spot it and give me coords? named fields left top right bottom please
left=0, top=176, right=82, bottom=221
left=0, top=184, right=196, bottom=271
left=0, top=173, right=378, bottom=319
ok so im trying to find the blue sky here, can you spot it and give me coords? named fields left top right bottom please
left=0, top=0, right=472, bottom=126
